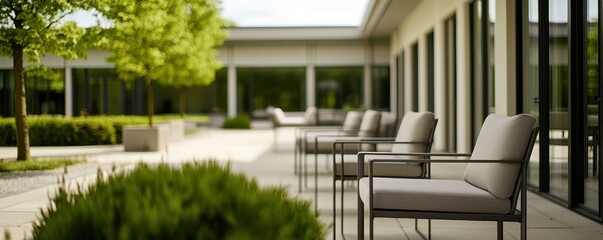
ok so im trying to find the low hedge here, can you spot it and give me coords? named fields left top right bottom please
left=0, top=116, right=149, bottom=146
left=33, top=161, right=326, bottom=239
left=221, top=114, right=251, bottom=129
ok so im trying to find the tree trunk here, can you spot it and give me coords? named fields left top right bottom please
left=179, top=87, right=187, bottom=118
left=146, top=78, right=154, bottom=126
left=12, top=43, right=31, bottom=161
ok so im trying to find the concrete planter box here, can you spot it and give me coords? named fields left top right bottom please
left=158, top=119, right=185, bottom=142
left=123, top=125, right=169, bottom=152
left=209, top=113, right=225, bottom=128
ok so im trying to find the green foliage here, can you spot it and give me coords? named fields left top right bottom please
left=33, top=162, right=326, bottom=239
left=221, top=115, right=251, bottom=129
left=0, top=116, right=150, bottom=146
left=97, top=0, right=229, bottom=126
left=0, top=1, right=101, bottom=61
left=0, top=159, right=84, bottom=172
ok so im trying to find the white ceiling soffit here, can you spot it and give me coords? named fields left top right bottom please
left=226, top=27, right=361, bottom=42
left=360, top=0, right=420, bottom=38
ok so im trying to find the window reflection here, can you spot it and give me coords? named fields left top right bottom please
left=316, top=67, right=363, bottom=109
left=548, top=0, right=569, bottom=201
left=237, top=67, right=305, bottom=118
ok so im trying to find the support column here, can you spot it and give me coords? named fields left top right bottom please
left=364, top=43, right=372, bottom=109
left=64, top=60, right=72, bottom=117
left=306, top=45, right=316, bottom=108
left=227, top=65, right=237, bottom=118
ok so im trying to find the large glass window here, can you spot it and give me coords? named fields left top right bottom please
left=1, top=69, right=65, bottom=116
left=73, top=69, right=142, bottom=116
left=523, top=0, right=541, bottom=188
left=470, top=0, right=496, bottom=146
left=427, top=31, right=435, bottom=113
left=411, top=43, right=419, bottom=111
left=316, top=67, right=362, bottom=109
left=0, top=70, right=14, bottom=116
left=237, top=67, right=305, bottom=118
left=548, top=0, right=570, bottom=201
left=445, top=15, right=458, bottom=152
left=371, top=66, right=390, bottom=111
left=155, top=68, right=227, bottom=115
left=584, top=0, right=599, bottom=212
left=397, top=51, right=405, bottom=122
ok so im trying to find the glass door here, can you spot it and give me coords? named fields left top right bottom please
left=548, top=0, right=570, bottom=201
left=582, top=0, right=600, bottom=213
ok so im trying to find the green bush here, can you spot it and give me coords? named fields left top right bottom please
left=33, top=162, right=326, bottom=239
left=0, top=116, right=151, bottom=146
left=221, top=114, right=251, bottom=129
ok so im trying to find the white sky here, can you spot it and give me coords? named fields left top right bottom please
left=220, top=0, right=370, bottom=27
left=63, top=0, right=370, bottom=28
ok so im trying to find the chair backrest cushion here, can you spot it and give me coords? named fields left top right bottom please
left=304, top=106, right=318, bottom=126
left=341, top=111, right=364, bottom=132
left=271, top=108, right=286, bottom=126
left=357, top=110, right=382, bottom=138
left=378, top=112, right=397, bottom=137
left=391, top=111, right=436, bottom=153
left=464, top=114, right=536, bottom=199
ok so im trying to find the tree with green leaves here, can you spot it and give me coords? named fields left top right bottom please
left=0, top=0, right=100, bottom=161
left=99, top=0, right=228, bottom=125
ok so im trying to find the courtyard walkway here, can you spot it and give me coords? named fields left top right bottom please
left=0, top=123, right=602, bottom=239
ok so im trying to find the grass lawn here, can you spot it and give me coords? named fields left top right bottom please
left=0, top=158, right=85, bottom=172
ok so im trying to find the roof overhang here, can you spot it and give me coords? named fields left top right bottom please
left=225, top=27, right=361, bottom=42
left=359, top=0, right=420, bottom=38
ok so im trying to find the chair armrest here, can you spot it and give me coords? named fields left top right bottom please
left=364, top=158, right=524, bottom=178
left=356, top=152, right=472, bottom=179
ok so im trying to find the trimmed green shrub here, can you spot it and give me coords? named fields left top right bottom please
left=0, top=116, right=149, bottom=146
left=33, top=161, right=326, bottom=239
left=221, top=114, right=251, bottom=129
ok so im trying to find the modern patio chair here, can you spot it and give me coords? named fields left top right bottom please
left=331, top=111, right=437, bottom=239
left=271, top=106, right=317, bottom=147
left=357, top=113, right=538, bottom=240
left=294, top=110, right=364, bottom=191
left=303, top=110, right=383, bottom=211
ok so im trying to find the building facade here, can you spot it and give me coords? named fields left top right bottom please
left=0, top=0, right=601, bottom=222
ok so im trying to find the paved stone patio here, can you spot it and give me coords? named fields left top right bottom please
left=1, top=124, right=602, bottom=239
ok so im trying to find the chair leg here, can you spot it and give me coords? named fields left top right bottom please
left=521, top=220, right=527, bottom=240
left=358, top=196, right=364, bottom=240
left=294, top=137, right=298, bottom=176
left=314, top=152, right=318, bottom=213
left=304, top=154, right=308, bottom=189
left=340, top=176, right=345, bottom=237
left=332, top=176, right=337, bottom=240
left=414, top=219, right=431, bottom=240
left=369, top=214, right=374, bottom=240
left=497, top=221, right=503, bottom=240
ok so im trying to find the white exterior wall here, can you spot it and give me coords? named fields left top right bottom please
left=494, top=0, right=517, bottom=116
left=393, top=0, right=469, bottom=152
left=391, top=0, right=517, bottom=152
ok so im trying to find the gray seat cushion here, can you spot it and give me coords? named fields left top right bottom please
left=303, top=135, right=359, bottom=154
left=359, top=178, right=511, bottom=214
left=464, top=114, right=536, bottom=199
